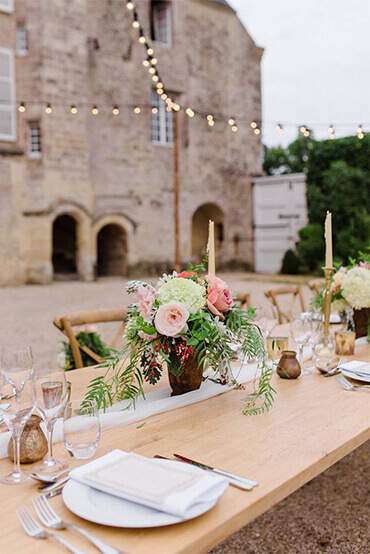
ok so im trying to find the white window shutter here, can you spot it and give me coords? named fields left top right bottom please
left=0, top=0, right=14, bottom=13
left=0, top=48, right=16, bottom=141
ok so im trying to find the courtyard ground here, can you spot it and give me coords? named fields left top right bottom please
left=0, top=274, right=368, bottom=553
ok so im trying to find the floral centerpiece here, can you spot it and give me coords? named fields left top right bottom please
left=85, top=260, right=275, bottom=415
left=312, top=252, right=370, bottom=337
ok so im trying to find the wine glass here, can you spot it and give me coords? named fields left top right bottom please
left=255, top=305, right=279, bottom=338
left=0, top=346, right=35, bottom=485
left=305, top=316, right=324, bottom=373
left=290, top=316, right=312, bottom=375
left=33, top=368, right=68, bottom=473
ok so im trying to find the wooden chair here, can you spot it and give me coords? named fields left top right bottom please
left=53, top=308, right=127, bottom=369
left=264, top=286, right=305, bottom=324
left=308, top=278, right=325, bottom=295
left=235, top=292, right=251, bottom=310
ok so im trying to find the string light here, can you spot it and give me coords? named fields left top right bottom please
left=300, top=125, right=306, bottom=133
left=173, top=103, right=180, bottom=111
left=304, top=130, right=310, bottom=137
left=132, top=20, right=139, bottom=28
left=151, top=107, right=158, bottom=114
left=231, top=125, right=238, bottom=132
left=251, top=121, right=257, bottom=129
left=152, top=75, right=159, bottom=82
left=253, top=128, right=260, bottom=135
left=18, top=102, right=26, bottom=112
left=207, top=115, right=214, bottom=121
left=165, top=98, right=172, bottom=104
left=149, top=67, right=155, bottom=74
left=156, top=82, right=163, bottom=89
left=147, top=47, right=154, bottom=56
left=161, top=93, right=167, bottom=100
left=228, top=118, right=235, bottom=126
left=357, top=124, right=364, bottom=139
left=186, top=108, right=195, bottom=118
left=133, top=106, right=141, bottom=114
left=126, top=1, right=134, bottom=9
left=70, top=105, right=78, bottom=114
left=157, top=88, right=164, bottom=95
left=142, top=59, right=149, bottom=67
left=45, top=103, right=52, bottom=114
left=112, top=105, right=120, bottom=115
left=358, top=132, right=364, bottom=139
left=92, top=105, right=99, bottom=115
left=275, top=123, right=284, bottom=134
left=208, top=119, right=215, bottom=127
left=166, top=105, right=172, bottom=112
left=139, top=36, right=146, bottom=44
left=151, top=58, right=158, bottom=65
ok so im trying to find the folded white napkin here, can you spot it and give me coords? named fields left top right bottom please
left=69, top=449, right=228, bottom=519
left=340, top=360, right=370, bottom=376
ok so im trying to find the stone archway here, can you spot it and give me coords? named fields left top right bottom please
left=52, top=214, right=78, bottom=278
left=192, top=203, right=224, bottom=260
left=97, top=224, right=128, bottom=276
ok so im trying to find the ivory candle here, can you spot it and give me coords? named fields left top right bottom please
left=325, top=211, right=333, bottom=268
left=207, top=220, right=216, bottom=275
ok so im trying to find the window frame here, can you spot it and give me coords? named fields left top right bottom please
left=151, top=1, right=172, bottom=47
left=27, top=121, right=42, bottom=159
left=0, top=47, right=16, bottom=142
left=0, top=0, right=14, bottom=14
left=16, top=22, right=28, bottom=56
left=151, top=92, right=174, bottom=147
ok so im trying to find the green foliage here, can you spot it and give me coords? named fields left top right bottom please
left=60, top=331, right=111, bottom=371
left=281, top=249, right=300, bottom=274
left=267, top=133, right=370, bottom=272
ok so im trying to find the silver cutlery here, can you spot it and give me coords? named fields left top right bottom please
left=17, top=507, right=85, bottom=554
left=31, top=468, right=69, bottom=483
left=44, top=486, right=64, bottom=499
left=33, top=495, right=126, bottom=554
left=38, top=475, right=69, bottom=492
left=322, top=357, right=347, bottom=377
left=336, top=374, right=370, bottom=391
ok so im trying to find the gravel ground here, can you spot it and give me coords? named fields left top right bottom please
left=0, top=275, right=368, bottom=553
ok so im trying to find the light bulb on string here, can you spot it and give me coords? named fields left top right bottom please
left=161, top=93, right=167, bottom=100
left=112, top=105, right=120, bottom=115
left=165, top=98, right=172, bottom=104
left=92, top=105, right=99, bottom=115
left=300, top=125, right=306, bottom=133
left=152, top=75, right=159, bottom=82
left=358, top=132, right=364, bottom=139
left=142, top=59, right=149, bottom=67
left=357, top=124, right=363, bottom=134
left=151, top=58, right=157, bottom=65
left=132, top=20, right=139, bottom=28
left=45, top=103, right=52, bottom=114
left=329, top=133, right=335, bottom=140
left=18, top=102, right=26, bottom=112
left=208, top=119, right=215, bottom=127
left=133, top=106, right=141, bottom=114
left=126, top=1, right=134, bottom=9
left=328, top=125, right=334, bottom=134
left=231, top=125, right=238, bottom=132
left=251, top=121, right=257, bottom=129
left=149, top=67, right=155, bottom=74
left=157, top=88, right=164, bottom=95
left=70, top=105, right=78, bottom=114
left=147, top=47, right=154, bottom=56
left=156, top=82, right=163, bottom=89
left=186, top=108, right=195, bottom=118
left=207, top=114, right=214, bottom=121
left=166, top=105, right=172, bottom=112
left=304, top=130, right=310, bottom=137
left=173, top=103, right=180, bottom=111
left=228, top=118, right=235, bottom=126
left=253, top=128, right=260, bottom=135
left=151, top=107, right=158, bottom=114
left=139, top=36, right=146, bottom=44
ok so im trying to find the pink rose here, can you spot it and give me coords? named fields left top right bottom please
left=138, top=330, right=158, bottom=341
left=359, top=262, right=370, bottom=269
left=206, top=274, right=233, bottom=319
left=137, top=285, right=156, bottom=323
left=177, top=271, right=197, bottom=279
left=154, top=301, right=189, bottom=337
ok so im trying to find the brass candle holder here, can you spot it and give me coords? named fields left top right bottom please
left=322, top=267, right=335, bottom=336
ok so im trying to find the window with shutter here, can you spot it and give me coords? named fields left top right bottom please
left=0, top=0, right=14, bottom=13
left=151, top=1, right=172, bottom=46
left=0, top=48, right=16, bottom=141
left=17, top=24, right=28, bottom=55
left=151, top=92, right=173, bottom=145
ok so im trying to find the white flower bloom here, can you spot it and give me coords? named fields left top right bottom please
left=57, top=350, right=67, bottom=370
left=332, top=267, right=347, bottom=287
left=341, top=267, right=370, bottom=309
left=157, top=277, right=205, bottom=314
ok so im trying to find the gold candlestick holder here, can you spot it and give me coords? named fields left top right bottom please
left=322, top=267, right=335, bottom=337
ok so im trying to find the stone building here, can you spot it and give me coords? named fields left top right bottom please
left=0, top=0, right=263, bottom=285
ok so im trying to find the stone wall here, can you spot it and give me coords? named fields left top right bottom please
left=0, top=0, right=263, bottom=284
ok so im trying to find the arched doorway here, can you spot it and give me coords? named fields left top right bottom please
left=192, top=203, right=224, bottom=260
left=97, top=224, right=128, bottom=276
left=52, top=215, right=78, bottom=278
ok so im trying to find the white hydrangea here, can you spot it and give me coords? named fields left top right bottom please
left=332, top=267, right=347, bottom=288
left=332, top=299, right=348, bottom=313
left=341, top=267, right=370, bottom=309
left=157, top=277, right=206, bottom=314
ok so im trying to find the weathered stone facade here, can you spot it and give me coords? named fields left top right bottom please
left=0, top=0, right=263, bottom=285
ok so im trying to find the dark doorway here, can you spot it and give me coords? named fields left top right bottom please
left=52, top=215, right=78, bottom=278
left=97, top=224, right=127, bottom=276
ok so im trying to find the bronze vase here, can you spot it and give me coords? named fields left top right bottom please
left=8, top=415, right=48, bottom=463
left=168, top=355, right=203, bottom=396
left=277, top=350, right=301, bottom=379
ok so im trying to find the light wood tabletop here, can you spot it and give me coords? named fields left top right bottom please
left=0, top=335, right=368, bottom=554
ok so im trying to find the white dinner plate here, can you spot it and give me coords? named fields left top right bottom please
left=341, top=370, right=370, bottom=384
left=63, top=460, right=220, bottom=528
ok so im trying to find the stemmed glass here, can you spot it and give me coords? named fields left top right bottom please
left=290, top=316, right=312, bottom=375
left=0, top=346, right=35, bottom=485
left=33, top=368, right=68, bottom=473
left=255, top=305, right=279, bottom=338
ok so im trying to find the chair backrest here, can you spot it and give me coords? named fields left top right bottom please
left=53, top=308, right=127, bottom=369
left=308, top=278, right=325, bottom=295
left=235, top=292, right=251, bottom=310
left=264, top=286, right=305, bottom=324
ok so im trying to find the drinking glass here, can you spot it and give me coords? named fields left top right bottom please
left=290, top=316, right=312, bottom=375
left=63, top=399, right=100, bottom=460
left=255, top=305, right=279, bottom=338
left=0, top=346, right=35, bottom=484
left=33, top=368, right=68, bottom=472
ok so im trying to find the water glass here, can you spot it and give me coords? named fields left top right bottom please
left=0, top=346, right=35, bottom=484
left=290, top=316, right=312, bottom=375
left=63, top=399, right=100, bottom=460
left=255, top=305, right=279, bottom=337
left=33, top=368, right=68, bottom=472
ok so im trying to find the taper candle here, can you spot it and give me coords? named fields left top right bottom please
left=207, top=220, right=216, bottom=274
left=325, top=211, right=333, bottom=268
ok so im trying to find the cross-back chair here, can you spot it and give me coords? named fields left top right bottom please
left=235, top=292, right=251, bottom=310
left=264, top=286, right=305, bottom=324
left=308, top=278, right=325, bottom=295
left=53, top=308, right=127, bottom=369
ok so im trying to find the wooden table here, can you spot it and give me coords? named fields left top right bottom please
left=0, top=337, right=368, bottom=553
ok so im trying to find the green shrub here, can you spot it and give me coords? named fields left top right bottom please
left=281, top=249, right=300, bottom=274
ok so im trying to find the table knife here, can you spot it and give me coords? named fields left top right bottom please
left=173, top=454, right=259, bottom=488
left=38, top=475, right=69, bottom=492
left=44, top=486, right=64, bottom=499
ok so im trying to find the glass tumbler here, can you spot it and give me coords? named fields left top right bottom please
left=63, top=399, right=100, bottom=460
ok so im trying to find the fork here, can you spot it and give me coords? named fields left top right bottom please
left=336, top=374, right=370, bottom=391
left=33, top=495, right=125, bottom=554
left=17, top=507, right=85, bottom=553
